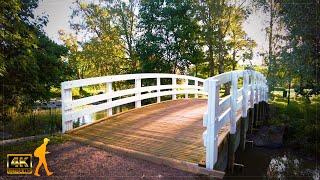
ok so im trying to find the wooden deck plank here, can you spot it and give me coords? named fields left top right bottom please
left=68, top=99, right=229, bottom=177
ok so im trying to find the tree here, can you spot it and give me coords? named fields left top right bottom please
left=255, top=0, right=319, bottom=102
left=111, top=0, right=140, bottom=72
left=195, top=0, right=254, bottom=76
left=0, top=0, right=69, bottom=110
left=228, top=8, right=256, bottom=70
left=136, top=0, right=203, bottom=74
left=278, top=0, right=320, bottom=102
left=65, top=0, right=127, bottom=78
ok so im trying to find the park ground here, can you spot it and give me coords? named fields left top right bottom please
left=0, top=135, right=205, bottom=179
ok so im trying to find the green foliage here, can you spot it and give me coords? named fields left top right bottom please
left=269, top=92, right=320, bottom=155
left=195, top=1, right=255, bottom=76
left=1, top=109, right=62, bottom=139
left=262, top=0, right=319, bottom=100
left=0, top=0, right=70, bottom=111
left=137, top=0, right=203, bottom=74
left=61, top=0, right=137, bottom=79
left=62, top=0, right=257, bottom=78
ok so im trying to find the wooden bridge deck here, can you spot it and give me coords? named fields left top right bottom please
left=68, top=99, right=229, bottom=176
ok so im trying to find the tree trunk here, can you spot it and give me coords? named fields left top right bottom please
left=195, top=64, right=198, bottom=76
left=267, top=0, right=274, bottom=82
left=232, top=50, right=236, bottom=70
left=208, top=44, right=215, bottom=77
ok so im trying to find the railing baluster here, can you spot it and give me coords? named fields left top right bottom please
left=135, top=78, right=141, bottom=108
left=107, top=82, right=113, bottom=116
left=250, top=72, right=254, bottom=108
left=205, top=79, right=219, bottom=169
left=195, top=80, right=198, bottom=98
left=242, top=71, right=249, bottom=117
left=185, top=79, right=189, bottom=99
left=61, top=85, right=72, bottom=133
left=230, top=72, right=238, bottom=134
left=255, top=74, right=258, bottom=104
left=172, top=78, right=177, bottom=100
left=157, top=77, right=161, bottom=103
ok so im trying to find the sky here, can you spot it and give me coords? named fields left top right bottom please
left=35, top=0, right=269, bottom=65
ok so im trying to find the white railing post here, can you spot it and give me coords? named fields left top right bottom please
left=254, top=73, right=258, bottom=104
left=242, top=71, right=249, bottom=117
left=157, top=77, right=161, bottom=103
left=107, top=82, right=113, bottom=116
left=61, top=85, right=72, bottom=133
left=195, top=80, right=198, bottom=98
left=185, top=79, right=189, bottom=99
left=205, top=79, right=219, bottom=169
left=172, top=78, right=177, bottom=100
left=230, top=72, right=238, bottom=134
left=256, top=76, right=260, bottom=103
left=135, top=78, right=141, bottom=108
left=250, top=72, right=254, bottom=108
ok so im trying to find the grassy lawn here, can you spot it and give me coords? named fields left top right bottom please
left=269, top=91, right=319, bottom=156
left=1, top=109, right=62, bottom=139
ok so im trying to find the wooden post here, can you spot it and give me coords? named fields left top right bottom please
left=61, top=85, right=72, bottom=133
left=135, top=78, right=141, bottom=108
left=172, top=78, right=177, bottom=100
left=157, top=77, right=161, bottom=103
left=205, top=79, right=219, bottom=169
left=107, top=82, right=113, bottom=116
left=185, top=79, right=189, bottom=99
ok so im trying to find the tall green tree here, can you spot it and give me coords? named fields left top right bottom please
left=111, top=0, right=140, bottom=72
left=196, top=0, right=254, bottom=76
left=228, top=7, right=256, bottom=70
left=1, top=0, right=69, bottom=110
left=278, top=0, right=320, bottom=101
left=137, top=0, right=203, bottom=74
left=65, top=0, right=127, bottom=78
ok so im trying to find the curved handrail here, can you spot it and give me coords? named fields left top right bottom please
left=61, top=73, right=206, bottom=132
left=202, top=70, right=268, bottom=169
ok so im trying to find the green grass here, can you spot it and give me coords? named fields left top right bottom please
left=1, top=109, right=62, bottom=139
left=269, top=91, right=319, bottom=156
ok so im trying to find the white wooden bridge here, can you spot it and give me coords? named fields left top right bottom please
left=61, top=70, right=268, bottom=177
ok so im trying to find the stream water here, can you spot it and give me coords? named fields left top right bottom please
left=225, top=145, right=318, bottom=179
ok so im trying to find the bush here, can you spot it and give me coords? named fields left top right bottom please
left=0, top=109, right=62, bottom=139
left=269, top=92, right=320, bottom=156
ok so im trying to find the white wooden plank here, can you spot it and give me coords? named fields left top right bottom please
left=219, top=95, right=231, bottom=114
left=230, top=72, right=238, bottom=134
left=62, top=73, right=206, bottom=89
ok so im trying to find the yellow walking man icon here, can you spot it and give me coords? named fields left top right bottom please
left=34, top=138, right=53, bottom=176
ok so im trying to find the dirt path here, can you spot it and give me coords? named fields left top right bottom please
left=2, top=141, right=204, bottom=179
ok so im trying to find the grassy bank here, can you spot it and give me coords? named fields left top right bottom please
left=269, top=91, right=319, bottom=156
left=1, top=109, right=62, bottom=139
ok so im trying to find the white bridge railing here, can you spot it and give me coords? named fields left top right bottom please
left=61, top=73, right=206, bottom=133
left=203, top=70, right=268, bottom=169
left=61, top=70, right=268, bottom=170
